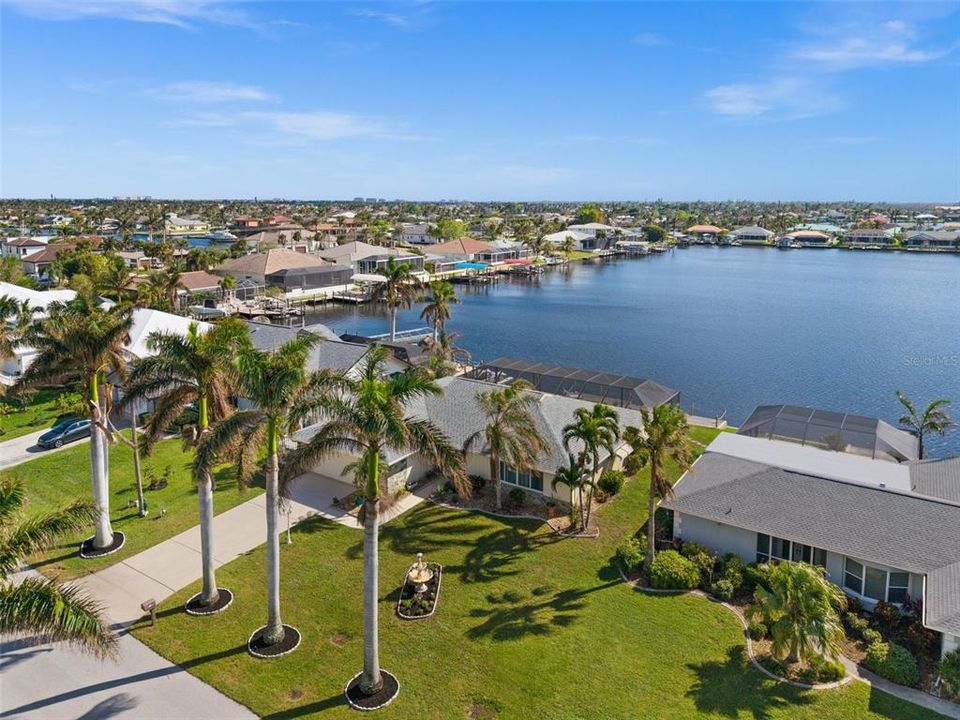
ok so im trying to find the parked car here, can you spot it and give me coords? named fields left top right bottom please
left=37, top=418, right=92, bottom=449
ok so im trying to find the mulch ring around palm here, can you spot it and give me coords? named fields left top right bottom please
left=247, top=624, right=302, bottom=658
left=344, top=670, right=400, bottom=711
left=185, top=588, right=234, bottom=616
left=79, top=531, right=125, bottom=558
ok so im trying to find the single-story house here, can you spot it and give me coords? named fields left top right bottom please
left=265, top=265, right=354, bottom=294
left=116, top=251, right=152, bottom=270
left=245, top=227, right=316, bottom=252
left=165, top=214, right=210, bottom=235
left=662, top=427, right=960, bottom=658
left=429, top=237, right=508, bottom=263
left=904, top=231, right=959, bottom=249
left=318, top=241, right=406, bottom=268
left=780, top=230, right=832, bottom=247
left=291, top=375, right=641, bottom=498
left=542, top=230, right=597, bottom=252
left=213, top=248, right=329, bottom=286
left=730, top=226, right=774, bottom=245
left=844, top=229, right=895, bottom=246
left=399, top=223, right=439, bottom=245
left=686, top=225, right=727, bottom=243
left=355, top=253, right=427, bottom=275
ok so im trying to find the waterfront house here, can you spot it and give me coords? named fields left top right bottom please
left=319, top=241, right=408, bottom=268
left=780, top=230, right=832, bottom=247
left=399, top=223, right=439, bottom=245
left=355, top=253, right=427, bottom=276
left=0, top=236, right=48, bottom=259
left=430, top=236, right=501, bottom=262
left=164, top=213, right=210, bottom=235
left=844, top=228, right=895, bottom=246
left=291, top=375, right=641, bottom=499
left=244, top=227, right=316, bottom=253
left=905, top=231, right=959, bottom=249
left=730, top=226, right=774, bottom=246
left=661, top=411, right=960, bottom=658
left=213, top=248, right=329, bottom=287
left=541, top=230, right=595, bottom=251
left=686, top=225, right=727, bottom=243
left=232, top=215, right=260, bottom=229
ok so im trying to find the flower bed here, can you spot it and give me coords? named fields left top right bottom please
left=397, top=562, right=442, bottom=620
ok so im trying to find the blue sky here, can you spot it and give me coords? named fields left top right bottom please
left=2, top=1, right=958, bottom=201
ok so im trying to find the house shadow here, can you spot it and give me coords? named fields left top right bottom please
left=685, top=646, right=812, bottom=720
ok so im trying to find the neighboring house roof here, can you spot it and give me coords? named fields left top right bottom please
left=3, top=237, right=47, bottom=248
left=663, top=434, right=960, bottom=635
left=0, top=281, right=76, bottom=311
left=846, top=228, right=893, bottom=237
left=126, top=308, right=211, bottom=360
left=731, top=226, right=773, bottom=237
left=786, top=230, right=831, bottom=240
left=245, top=228, right=315, bottom=246
left=215, top=248, right=327, bottom=276
left=911, top=457, right=960, bottom=503
left=430, top=237, right=494, bottom=255
left=686, top=225, right=725, bottom=233
left=737, top=404, right=919, bottom=462
left=244, top=321, right=304, bottom=351
left=907, top=230, right=959, bottom=242
left=178, top=270, right=223, bottom=291
left=318, top=241, right=403, bottom=264
left=21, top=243, right=75, bottom=265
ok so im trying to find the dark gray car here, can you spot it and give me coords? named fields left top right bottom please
left=37, top=419, right=92, bottom=449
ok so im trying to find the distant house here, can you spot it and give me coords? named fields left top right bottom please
left=232, top=215, right=260, bottom=229
left=20, top=243, right=77, bottom=282
left=430, top=236, right=500, bottom=262
left=686, top=225, right=727, bottom=243
left=845, top=228, right=895, bottom=246
left=165, top=214, right=210, bottom=235
left=662, top=425, right=960, bottom=659
left=0, top=282, right=77, bottom=382
left=730, top=226, right=774, bottom=245
left=213, top=248, right=329, bottom=286
left=244, top=227, right=315, bottom=252
left=355, top=253, right=426, bottom=276
left=399, top=223, right=439, bottom=245
left=905, top=231, right=959, bottom=249
left=116, top=251, right=151, bottom=270
left=542, top=230, right=595, bottom=251
left=780, top=230, right=832, bottom=247
left=318, top=241, right=407, bottom=268
left=0, top=237, right=48, bottom=259
left=313, top=222, right=361, bottom=245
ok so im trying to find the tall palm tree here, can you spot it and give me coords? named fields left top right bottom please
left=464, top=380, right=548, bottom=510
left=562, top=404, right=619, bottom=530
left=551, top=453, right=594, bottom=527
left=13, top=297, right=133, bottom=551
left=122, top=319, right=250, bottom=611
left=895, top=391, right=953, bottom=459
left=140, top=268, right=183, bottom=311
left=419, top=281, right=460, bottom=342
left=0, top=478, right=117, bottom=656
left=280, top=345, right=467, bottom=701
left=194, top=335, right=328, bottom=651
left=422, top=331, right=471, bottom=379
left=562, top=235, right=576, bottom=258
left=369, top=258, right=421, bottom=342
left=623, top=403, right=693, bottom=571
left=748, top=561, right=846, bottom=663
left=0, top=297, right=41, bottom=361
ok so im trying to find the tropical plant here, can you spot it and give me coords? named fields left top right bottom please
left=551, top=453, right=594, bottom=529
left=279, top=345, right=467, bottom=699
left=13, top=296, right=133, bottom=550
left=0, top=296, right=41, bottom=360
left=369, top=257, right=421, bottom=342
left=623, top=404, right=694, bottom=571
left=419, top=281, right=460, bottom=342
left=0, top=478, right=117, bottom=656
left=465, top=380, right=548, bottom=510
left=122, top=318, right=250, bottom=610
left=895, top=391, right=953, bottom=459
left=194, top=335, right=327, bottom=649
left=139, top=268, right=183, bottom=311
left=748, top=561, right=847, bottom=663
left=562, top=404, right=620, bottom=530
left=421, top=331, right=471, bottom=379
left=562, top=235, right=576, bottom=258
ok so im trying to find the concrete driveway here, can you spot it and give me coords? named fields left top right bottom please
left=0, top=429, right=85, bottom=471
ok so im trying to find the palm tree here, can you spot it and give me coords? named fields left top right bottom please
left=194, top=335, right=328, bottom=651
left=623, top=403, right=694, bottom=571
left=13, top=297, right=133, bottom=551
left=0, top=478, right=117, bottom=656
left=562, top=404, right=619, bottom=530
left=465, top=380, right=548, bottom=510
left=279, top=345, right=467, bottom=701
left=895, top=391, right=953, bottom=459
left=419, top=281, right=460, bottom=342
left=142, top=268, right=183, bottom=310
left=748, top=561, right=846, bottom=663
left=551, top=453, right=594, bottom=527
left=0, top=297, right=41, bottom=361
left=370, top=258, right=421, bottom=342
left=562, top=234, right=576, bottom=258
left=122, top=319, right=250, bottom=611
left=422, top=331, right=471, bottom=379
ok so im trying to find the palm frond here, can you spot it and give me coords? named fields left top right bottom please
left=0, top=500, right=98, bottom=577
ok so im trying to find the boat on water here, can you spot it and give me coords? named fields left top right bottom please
left=207, top=230, right=238, bottom=242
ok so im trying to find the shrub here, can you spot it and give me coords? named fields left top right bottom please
left=508, top=487, right=525, bottom=507
left=845, top=612, right=869, bottom=635
left=616, top=536, right=645, bottom=574
left=650, top=550, right=701, bottom=590
left=862, top=628, right=882, bottom=646
left=757, top=655, right=787, bottom=677
left=872, top=601, right=901, bottom=632
left=747, top=621, right=768, bottom=640
left=797, top=667, right=818, bottom=684
left=469, top=474, right=486, bottom=491
left=679, top=541, right=716, bottom=584
left=710, top=578, right=735, bottom=601
left=864, top=641, right=920, bottom=688
left=940, top=648, right=960, bottom=696
left=904, top=620, right=939, bottom=659
left=845, top=595, right=863, bottom=615
left=597, top=470, right=625, bottom=497
left=743, top=562, right=772, bottom=593
left=808, top=655, right=846, bottom=682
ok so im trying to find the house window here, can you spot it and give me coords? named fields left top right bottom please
left=499, top=462, right=543, bottom=492
left=888, top=572, right=910, bottom=603
left=844, top=558, right=864, bottom=595
left=844, top=557, right=910, bottom=604
left=756, top=533, right=826, bottom=568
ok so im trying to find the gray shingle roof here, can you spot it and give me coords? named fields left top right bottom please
left=664, top=450, right=960, bottom=634
left=911, top=457, right=960, bottom=502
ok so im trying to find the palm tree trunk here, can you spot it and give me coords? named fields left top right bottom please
left=583, top=452, right=598, bottom=530
left=389, top=306, right=397, bottom=343
left=490, top=455, right=502, bottom=510
left=645, top=458, right=658, bottom=572
left=196, top=396, right=219, bottom=606
left=89, top=374, right=113, bottom=548
left=130, top=407, right=145, bottom=516
left=262, top=427, right=284, bottom=644
left=360, top=449, right=383, bottom=695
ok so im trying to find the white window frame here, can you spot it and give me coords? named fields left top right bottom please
left=842, top=556, right=910, bottom=605
left=756, top=533, right=825, bottom=568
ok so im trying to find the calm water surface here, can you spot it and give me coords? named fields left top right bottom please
left=303, top=247, right=960, bottom=457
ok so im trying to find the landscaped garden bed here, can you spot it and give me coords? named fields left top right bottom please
left=397, top=559, right=442, bottom=620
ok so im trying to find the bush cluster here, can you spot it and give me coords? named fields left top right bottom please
left=597, top=470, right=625, bottom=498
left=650, top=550, right=701, bottom=590
left=862, top=628, right=882, bottom=646
left=747, top=621, right=768, bottom=640
left=808, top=655, right=846, bottom=683
left=679, top=541, right=716, bottom=581
left=844, top=612, right=869, bottom=636
left=743, top=562, right=772, bottom=594
left=508, top=487, right=526, bottom=507
left=710, top=578, right=735, bottom=601
left=940, top=647, right=960, bottom=697
left=864, top=641, right=920, bottom=688
left=616, top=535, right=646, bottom=574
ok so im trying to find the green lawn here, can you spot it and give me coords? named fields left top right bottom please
left=1, top=434, right=261, bottom=579
left=0, top=387, right=81, bottom=441
left=131, top=427, right=939, bottom=720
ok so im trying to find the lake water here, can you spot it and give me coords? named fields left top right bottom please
left=302, top=247, right=960, bottom=457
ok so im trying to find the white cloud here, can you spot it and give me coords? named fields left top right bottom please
left=144, top=81, right=274, bottom=103
left=246, top=111, right=389, bottom=140
left=792, top=18, right=953, bottom=70
left=351, top=8, right=412, bottom=29
left=705, top=77, right=842, bottom=120
left=633, top=32, right=666, bottom=47
left=7, top=0, right=254, bottom=30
